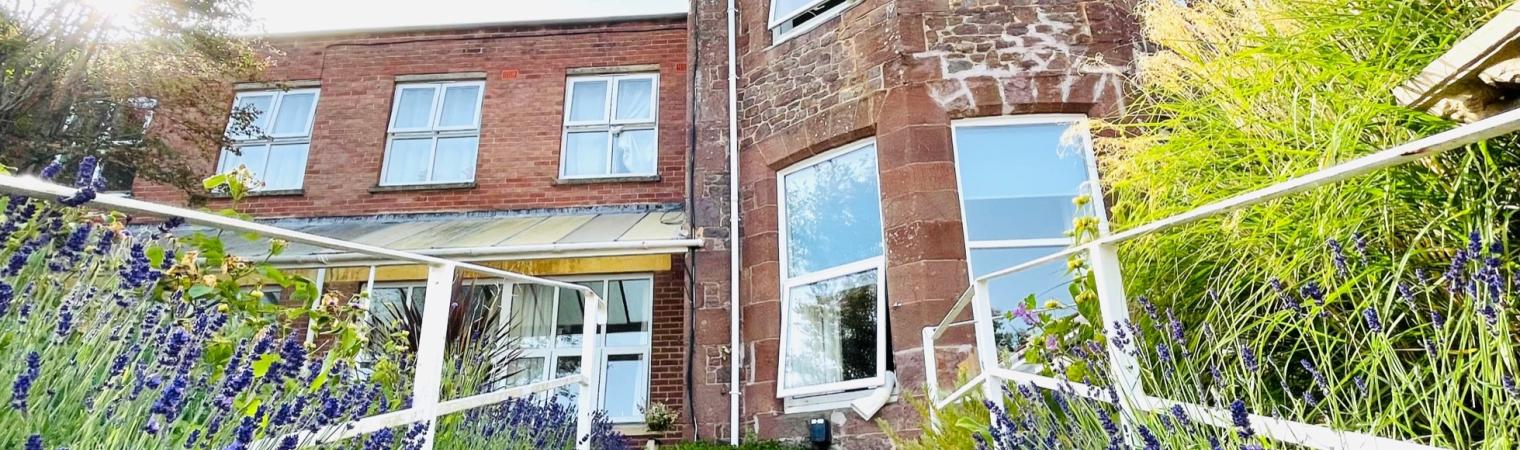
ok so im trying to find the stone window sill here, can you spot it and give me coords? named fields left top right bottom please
left=368, top=182, right=477, bottom=193
left=554, top=175, right=662, bottom=186
left=209, top=188, right=304, bottom=199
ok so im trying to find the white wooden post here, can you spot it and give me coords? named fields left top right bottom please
left=413, top=263, right=456, bottom=449
left=1089, top=244, right=1144, bottom=435
left=575, top=291, right=608, bottom=449
left=969, top=279, right=1004, bottom=409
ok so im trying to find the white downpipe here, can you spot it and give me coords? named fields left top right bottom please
left=726, top=0, right=743, bottom=444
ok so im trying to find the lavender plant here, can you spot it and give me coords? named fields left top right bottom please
left=0, top=160, right=628, bottom=449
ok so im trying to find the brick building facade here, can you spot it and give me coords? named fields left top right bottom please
left=136, top=12, right=706, bottom=444
left=131, top=0, right=1137, bottom=446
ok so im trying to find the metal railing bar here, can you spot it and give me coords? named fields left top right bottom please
left=1132, top=395, right=1445, bottom=450
left=973, top=107, right=1520, bottom=284
left=932, top=373, right=986, bottom=410
left=931, top=287, right=977, bottom=340
left=987, top=368, right=1109, bottom=403
left=1105, top=107, right=1520, bottom=245
left=435, top=375, right=583, bottom=416
left=0, top=175, right=594, bottom=294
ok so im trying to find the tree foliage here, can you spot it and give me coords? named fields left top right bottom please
left=0, top=0, right=266, bottom=196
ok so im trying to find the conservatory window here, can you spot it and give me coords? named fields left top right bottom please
left=770, top=0, right=853, bottom=43
left=503, top=275, right=653, bottom=424
left=950, top=116, right=1107, bottom=369
left=381, top=80, right=484, bottom=186
left=776, top=139, right=888, bottom=398
left=219, top=89, right=319, bottom=191
left=559, top=73, right=659, bottom=179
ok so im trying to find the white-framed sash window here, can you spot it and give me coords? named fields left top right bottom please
left=380, top=80, right=484, bottom=186
left=776, top=139, right=888, bottom=398
left=769, top=0, right=853, bottom=43
left=559, top=73, right=659, bottom=179
left=218, top=89, right=319, bottom=191
left=950, top=114, right=1111, bottom=370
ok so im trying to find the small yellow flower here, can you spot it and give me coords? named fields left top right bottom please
left=201, top=275, right=218, bottom=286
left=1072, top=195, right=1091, bottom=207
left=1043, top=300, right=1061, bottom=309
left=216, top=303, right=229, bottom=313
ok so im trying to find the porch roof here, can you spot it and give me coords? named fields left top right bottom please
left=208, top=209, right=698, bottom=266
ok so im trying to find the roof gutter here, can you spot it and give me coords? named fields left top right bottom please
left=261, top=239, right=704, bottom=267
left=255, top=12, right=688, bottom=40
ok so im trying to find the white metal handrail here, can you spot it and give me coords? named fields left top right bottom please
left=925, top=107, right=1520, bottom=450
left=0, top=175, right=612, bottom=450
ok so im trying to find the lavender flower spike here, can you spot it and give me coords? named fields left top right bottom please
left=1363, top=307, right=1383, bottom=333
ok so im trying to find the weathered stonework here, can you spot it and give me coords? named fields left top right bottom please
left=692, top=0, right=1138, bottom=446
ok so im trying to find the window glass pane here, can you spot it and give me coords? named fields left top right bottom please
left=383, top=138, right=432, bottom=185
left=554, top=356, right=581, bottom=409
left=224, top=145, right=270, bottom=182
left=502, top=357, right=545, bottom=388
left=568, top=80, right=608, bottom=123
left=437, top=85, right=481, bottom=128
left=229, top=94, right=273, bottom=139
left=369, top=287, right=410, bottom=326
left=782, top=269, right=879, bottom=390
left=614, top=78, right=653, bottom=122
left=967, top=246, right=1077, bottom=369
left=782, top=144, right=883, bottom=277
left=262, top=143, right=308, bottom=190
left=392, top=86, right=436, bottom=129
left=509, top=285, right=555, bottom=349
left=554, top=281, right=603, bottom=348
left=563, top=131, right=610, bottom=177
left=612, top=129, right=656, bottom=175
left=603, top=354, right=645, bottom=421
left=605, top=279, right=650, bottom=347
left=431, top=136, right=478, bottom=182
left=271, top=92, right=316, bottom=136
left=955, top=123, right=1092, bottom=241
left=771, top=0, right=820, bottom=22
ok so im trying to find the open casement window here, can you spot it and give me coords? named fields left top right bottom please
left=381, top=80, right=484, bottom=186
left=502, top=275, right=653, bottom=424
left=770, top=0, right=853, bottom=43
left=218, top=89, right=319, bottom=191
left=950, top=115, right=1109, bottom=370
left=559, top=73, right=659, bottom=179
left=777, top=139, right=888, bottom=398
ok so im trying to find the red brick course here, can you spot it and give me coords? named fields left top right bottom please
left=135, top=19, right=691, bottom=219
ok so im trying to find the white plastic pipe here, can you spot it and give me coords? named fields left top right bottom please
left=725, top=0, right=743, bottom=444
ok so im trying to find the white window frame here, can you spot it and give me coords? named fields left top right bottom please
left=769, top=0, right=856, bottom=44
left=499, top=273, right=655, bottom=424
left=380, top=80, right=486, bottom=186
left=775, top=138, right=889, bottom=399
left=219, top=89, right=320, bottom=191
left=558, top=73, right=660, bottom=179
left=950, top=114, right=1111, bottom=257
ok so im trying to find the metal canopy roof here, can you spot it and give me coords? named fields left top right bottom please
left=206, top=210, right=696, bottom=265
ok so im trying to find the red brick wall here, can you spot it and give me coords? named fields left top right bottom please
left=643, top=255, right=693, bottom=443
left=135, top=19, right=690, bottom=219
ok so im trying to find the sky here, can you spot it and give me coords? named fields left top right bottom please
left=244, top=0, right=689, bottom=35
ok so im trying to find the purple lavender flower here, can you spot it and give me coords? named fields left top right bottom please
left=1300, top=282, right=1325, bottom=307
left=149, top=375, right=190, bottom=423
left=24, top=434, right=42, bottom=450
left=1138, top=295, right=1159, bottom=321
left=1352, top=232, right=1369, bottom=259
left=0, top=282, right=11, bottom=317
left=363, top=428, right=396, bottom=450
left=276, top=436, right=299, bottom=450
left=73, top=156, right=98, bottom=187
left=1328, top=238, right=1349, bottom=277
left=1240, top=345, right=1258, bottom=372
left=1504, top=375, right=1518, bottom=397
left=1170, top=404, right=1191, bottom=426
left=10, top=352, right=41, bottom=411
left=1138, top=425, right=1161, bottom=450
left=1230, top=399, right=1254, bottom=438
left=1363, top=307, right=1383, bottom=333
left=1166, top=308, right=1185, bottom=344
left=1270, top=278, right=1303, bottom=315
left=58, top=184, right=96, bottom=207
left=1301, top=359, right=1330, bottom=393
left=1430, top=310, right=1446, bottom=329
left=1354, top=375, right=1367, bottom=395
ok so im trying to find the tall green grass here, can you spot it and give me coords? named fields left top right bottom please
left=1097, top=0, right=1520, bottom=447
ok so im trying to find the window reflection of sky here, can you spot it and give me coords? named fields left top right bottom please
left=956, top=123, right=1090, bottom=241
left=783, top=145, right=883, bottom=277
